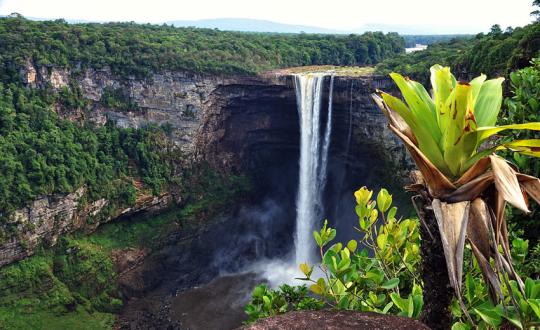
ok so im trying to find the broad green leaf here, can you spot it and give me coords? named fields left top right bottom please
left=473, top=303, right=503, bottom=327
left=443, top=82, right=472, bottom=177
left=390, top=293, right=409, bottom=312
left=310, top=283, right=323, bottom=295
left=389, top=72, right=441, bottom=142
left=354, top=186, right=373, bottom=205
left=347, top=239, right=357, bottom=253
left=377, top=188, right=392, bottom=213
left=381, top=278, right=400, bottom=289
left=503, top=312, right=524, bottom=330
left=382, top=301, right=394, bottom=314
left=299, top=263, right=312, bottom=277
left=529, top=299, right=540, bottom=318
left=525, top=278, right=540, bottom=299
left=469, top=74, right=487, bottom=103
left=474, top=78, right=504, bottom=127
left=387, top=206, right=397, bottom=220
left=407, top=295, right=414, bottom=317
left=451, top=322, right=471, bottom=330
left=430, top=65, right=456, bottom=129
left=313, top=231, right=322, bottom=247
left=411, top=293, right=424, bottom=318
left=377, top=233, right=387, bottom=250
left=409, top=78, right=436, bottom=115
left=501, top=139, right=540, bottom=157
left=262, top=295, right=271, bottom=309
left=365, top=269, right=384, bottom=284
left=381, top=92, right=449, bottom=174
left=476, top=122, right=540, bottom=144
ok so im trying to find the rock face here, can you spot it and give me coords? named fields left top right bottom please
left=0, top=186, right=171, bottom=267
left=1, top=62, right=408, bottom=269
left=242, top=310, right=430, bottom=330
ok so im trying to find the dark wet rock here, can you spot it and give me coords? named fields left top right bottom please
left=170, top=273, right=262, bottom=330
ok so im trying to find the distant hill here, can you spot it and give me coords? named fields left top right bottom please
left=166, top=18, right=343, bottom=34
left=167, top=18, right=480, bottom=35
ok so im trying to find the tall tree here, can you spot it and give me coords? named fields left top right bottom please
left=532, top=0, right=540, bottom=21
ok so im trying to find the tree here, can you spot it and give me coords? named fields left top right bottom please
left=532, top=0, right=540, bottom=21
left=490, top=24, right=503, bottom=35
left=373, top=65, right=540, bottom=329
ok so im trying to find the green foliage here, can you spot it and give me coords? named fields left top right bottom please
left=0, top=81, right=174, bottom=222
left=376, top=38, right=472, bottom=84
left=0, top=16, right=404, bottom=79
left=0, top=239, right=120, bottom=329
left=244, top=284, right=324, bottom=323
left=100, top=87, right=139, bottom=112
left=502, top=58, right=540, bottom=244
left=402, top=35, right=473, bottom=48
left=450, top=252, right=540, bottom=329
left=244, top=187, right=422, bottom=324
left=301, top=187, right=422, bottom=314
left=177, top=166, right=252, bottom=222
left=376, top=22, right=540, bottom=84
left=246, top=186, right=540, bottom=329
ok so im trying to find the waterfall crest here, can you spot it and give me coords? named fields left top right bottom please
left=293, top=73, right=334, bottom=265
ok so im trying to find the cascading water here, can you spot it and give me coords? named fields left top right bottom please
left=293, top=73, right=334, bottom=265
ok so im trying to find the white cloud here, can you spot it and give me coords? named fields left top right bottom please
left=0, top=0, right=535, bottom=33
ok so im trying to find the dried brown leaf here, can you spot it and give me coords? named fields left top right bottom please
left=444, top=172, right=494, bottom=203
left=372, top=93, right=417, bottom=144
left=389, top=125, right=455, bottom=197
left=454, top=157, right=491, bottom=186
left=517, top=174, right=540, bottom=205
left=432, top=199, right=470, bottom=293
left=467, top=198, right=491, bottom=258
left=489, top=155, right=529, bottom=213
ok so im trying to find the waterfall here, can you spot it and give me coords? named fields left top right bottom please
left=319, top=75, right=334, bottom=190
left=293, top=73, right=334, bottom=265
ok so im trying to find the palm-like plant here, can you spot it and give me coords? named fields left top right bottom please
left=372, top=65, right=540, bottom=325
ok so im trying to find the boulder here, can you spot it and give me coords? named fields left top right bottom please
left=242, top=310, right=430, bottom=330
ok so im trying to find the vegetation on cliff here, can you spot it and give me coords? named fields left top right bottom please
left=0, top=16, right=404, bottom=79
left=0, top=82, right=174, bottom=223
left=0, top=167, right=251, bottom=329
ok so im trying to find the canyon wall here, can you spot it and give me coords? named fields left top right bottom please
left=0, top=63, right=408, bottom=267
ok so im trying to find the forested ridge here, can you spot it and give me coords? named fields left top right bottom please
left=0, top=15, right=404, bottom=79
left=0, top=16, right=408, bottom=221
left=376, top=22, right=540, bottom=84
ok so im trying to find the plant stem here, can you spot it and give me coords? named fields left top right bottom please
left=414, top=194, right=454, bottom=330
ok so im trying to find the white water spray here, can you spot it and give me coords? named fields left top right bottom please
left=293, top=73, right=334, bottom=265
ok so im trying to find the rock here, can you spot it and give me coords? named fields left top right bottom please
left=241, top=310, right=430, bottom=330
left=112, top=247, right=152, bottom=297
left=50, top=68, right=69, bottom=89
left=0, top=189, right=173, bottom=267
left=19, top=60, right=37, bottom=86
left=112, top=247, right=148, bottom=274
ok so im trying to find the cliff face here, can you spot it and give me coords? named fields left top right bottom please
left=0, top=186, right=171, bottom=267
left=0, top=63, right=407, bottom=267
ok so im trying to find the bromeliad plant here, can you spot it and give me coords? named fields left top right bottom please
left=372, top=65, right=540, bottom=318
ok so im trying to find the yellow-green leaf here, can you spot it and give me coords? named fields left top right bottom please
left=474, top=77, right=504, bottom=127
left=476, top=123, right=540, bottom=144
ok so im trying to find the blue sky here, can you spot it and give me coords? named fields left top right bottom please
left=0, top=0, right=536, bottom=33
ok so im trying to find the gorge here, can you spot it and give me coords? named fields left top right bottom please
left=0, top=61, right=410, bottom=329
